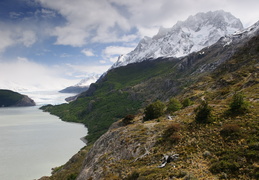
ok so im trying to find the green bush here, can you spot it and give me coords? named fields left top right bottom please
left=182, top=98, right=193, bottom=108
left=167, top=98, right=182, bottom=113
left=144, top=100, right=165, bottom=121
left=67, top=173, right=77, bottom=180
left=195, top=101, right=213, bottom=124
left=229, top=92, right=249, bottom=115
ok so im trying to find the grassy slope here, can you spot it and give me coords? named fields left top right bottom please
left=0, top=89, right=24, bottom=107
left=86, top=35, right=259, bottom=180
left=41, top=59, right=180, bottom=143
left=41, top=35, right=259, bottom=179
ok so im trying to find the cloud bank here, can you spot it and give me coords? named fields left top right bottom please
left=0, top=57, right=110, bottom=91
left=36, top=0, right=259, bottom=48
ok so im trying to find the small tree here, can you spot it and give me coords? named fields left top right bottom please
left=182, top=98, right=193, bottom=108
left=195, top=100, right=213, bottom=123
left=167, top=98, right=182, bottom=113
left=144, top=100, right=165, bottom=121
left=229, top=92, right=249, bottom=114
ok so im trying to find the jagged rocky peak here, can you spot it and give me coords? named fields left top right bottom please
left=177, top=10, right=243, bottom=32
left=112, top=10, right=243, bottom=69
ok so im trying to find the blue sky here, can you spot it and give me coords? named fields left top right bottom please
left=1, top=0, right=259, bottom=91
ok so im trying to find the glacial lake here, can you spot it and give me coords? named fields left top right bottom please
left=0, top=92, right=87, bottom=180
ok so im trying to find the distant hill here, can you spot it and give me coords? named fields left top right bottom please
left=59, top=86, right=89, bottom=94
left=0, top=89, right=36, bottom=107
left=59, top=74, right=100, bottom=94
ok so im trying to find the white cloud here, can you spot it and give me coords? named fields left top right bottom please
left=0, top=23, right=37, bottom=53
left=103, top=46, right=134, bottom=56
left=99, top=60, right=106, bottom=64
left=65, top=63, right=110, bottom=75
left=0, top=57, right=78, bottom=91
left=109, top=57, right=119, bottom=63
left=102, top=45, right=135, bottom=63
left=0, top=30, right=14, bottom=53
left=36, top=0, right=259, bottom=48
left=37, top=0, right=132, bottom=46
left=18, top=30, right=37, bottom=47
left=81, top=49, right=95, bottom=57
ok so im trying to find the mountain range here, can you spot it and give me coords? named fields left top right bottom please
left=40, top=10, right=259, bottom=180
left=112, top=10, right=243, bottom=68
left=59, top=74, right=100, bottom=94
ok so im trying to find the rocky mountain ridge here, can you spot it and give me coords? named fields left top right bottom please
left=40, top=14, right=259, bottom=180
left=112, top=10, right=243, bottom=69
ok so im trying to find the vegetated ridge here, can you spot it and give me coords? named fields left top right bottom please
left=40, top=15, right=259, bottom=180
left=0, top=89, right=35, bottom=107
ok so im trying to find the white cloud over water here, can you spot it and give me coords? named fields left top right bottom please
left=0, top=57, right=77, bottom=91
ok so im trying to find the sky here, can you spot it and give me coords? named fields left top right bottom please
left=0, top=0, right=259, bottom=91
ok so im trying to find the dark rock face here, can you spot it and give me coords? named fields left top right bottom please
left=15, top=95, right=36, bottom=107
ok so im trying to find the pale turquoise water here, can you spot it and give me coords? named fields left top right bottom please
left=0, top=106, right=87, bottom=180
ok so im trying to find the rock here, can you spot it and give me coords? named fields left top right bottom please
left=15, top=95, right=36, bottom=107
left=203, top=151, right=212, bottom=158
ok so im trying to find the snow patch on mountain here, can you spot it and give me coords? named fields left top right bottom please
left=112, top=10, right=243, bottom=69
left=59, top=74, right=101, bottom=94
left=221, top=20, right=259, bottom=47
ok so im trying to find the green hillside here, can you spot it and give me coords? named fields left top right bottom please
left=41, top=34, right=259, bottom=144
left=40, top=31, right=259, bottom=180
left=41, top=59, right=179, bottom=143
left=0, top=89, right=35, bottom=107
left=0, top=89, right=24, bottom=107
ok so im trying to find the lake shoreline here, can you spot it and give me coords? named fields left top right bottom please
left=0, top=106, right=87, bottom=180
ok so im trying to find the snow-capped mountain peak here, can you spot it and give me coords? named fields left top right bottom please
left=111, top=10, right=243, bottom=69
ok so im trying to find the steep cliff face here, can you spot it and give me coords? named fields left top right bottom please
left=15, top=95, right=36, bottom=107
left=77, top=119, right=159, bottom=180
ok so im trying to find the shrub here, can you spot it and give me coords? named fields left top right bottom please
left=182, top=98, right=193, bottom=108
left=167, top=98, right=182, bottom=113
left=67, top=173, right=77, bottom=180
left=220, top=124, right=241, bottom=138
left=195, top=101, right=213, bottom=124
left=229, top=92, right=249, bottom=115
left=144, top=100, right=165, bottom=121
